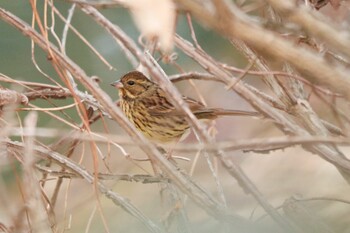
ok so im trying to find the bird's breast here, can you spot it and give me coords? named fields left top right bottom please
left=120, top=99, right=189, bottom=143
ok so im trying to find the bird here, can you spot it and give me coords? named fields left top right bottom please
left=110, top=71, right=258, bottom=143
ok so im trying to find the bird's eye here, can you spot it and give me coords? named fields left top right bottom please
left=127, top=80, right=135, bottom=85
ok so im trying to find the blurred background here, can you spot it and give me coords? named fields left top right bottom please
left=1, top=1, right=350, bottom=233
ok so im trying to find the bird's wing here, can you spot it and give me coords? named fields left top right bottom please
left=146, top=89, right=207, bottom=116
left=182, top=96, right=207, bottom=111
left=144, top=88, right=177, bottom=115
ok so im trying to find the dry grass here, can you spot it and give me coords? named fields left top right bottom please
left=0, top=0, right=350, bottom=232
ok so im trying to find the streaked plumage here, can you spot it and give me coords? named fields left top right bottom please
left=111, top=71, right=257, bottom=143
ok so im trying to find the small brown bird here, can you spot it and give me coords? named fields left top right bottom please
left=111, top=71, right=258, bottom=143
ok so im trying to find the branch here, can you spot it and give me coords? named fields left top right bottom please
left=174, top=0, right=350, bottom=101
left=4, top=139, right=162, bottom=233
left=0, top=7, right=253, bottom=229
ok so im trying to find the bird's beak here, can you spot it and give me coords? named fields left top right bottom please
left=110, top=80, right=123, bottom=89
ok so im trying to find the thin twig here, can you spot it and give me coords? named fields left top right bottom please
left=5, top=139, right=162, bottom=233
left=0, top=8, right=253, bottom=229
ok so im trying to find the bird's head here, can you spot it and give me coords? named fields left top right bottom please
left=110, top=71, right=154, bottom=100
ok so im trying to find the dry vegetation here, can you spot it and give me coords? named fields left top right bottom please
left=1, top=0, right=350, bottom=232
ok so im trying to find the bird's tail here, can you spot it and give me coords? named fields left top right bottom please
left=213, top=108, right=259, bottom=117
left=194, top=108, right=259, bottom=119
